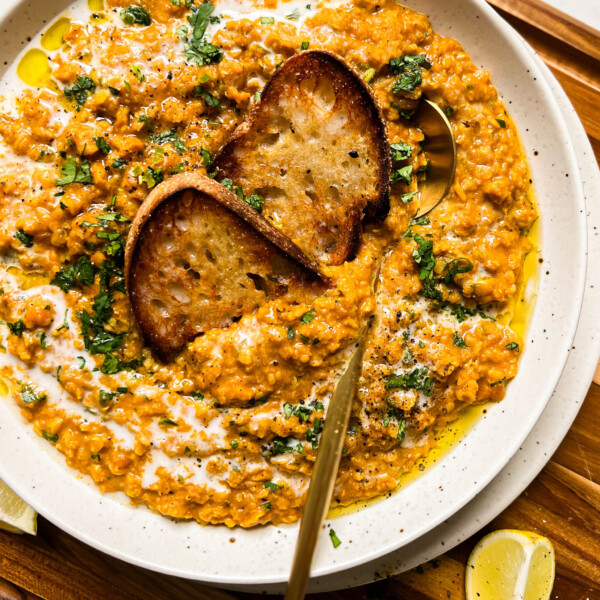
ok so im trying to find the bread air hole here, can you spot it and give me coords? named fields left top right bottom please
left=311, top=78, right=336, bottom=113
left=246, top=273, right=270, bottom=298
left=168, top=282, right=191, bottom=304
left=150, top=298, right=169, bottom=318
left=260, top=132, right=280, bottom=148
left=174, top=212, right=190, bottom=231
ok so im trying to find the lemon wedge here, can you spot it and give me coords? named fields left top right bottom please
left=466, top=529, right=555, bottom=600
left=0, top=479, right=37, bottom=535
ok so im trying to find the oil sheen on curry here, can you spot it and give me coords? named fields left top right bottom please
left=0, top=0, right=537, bottom=527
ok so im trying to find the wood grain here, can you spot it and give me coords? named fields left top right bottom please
left=486, top=0, right=600, bottom=62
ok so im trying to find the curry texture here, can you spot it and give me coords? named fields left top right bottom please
left=0, top=0, right=536, bottom=526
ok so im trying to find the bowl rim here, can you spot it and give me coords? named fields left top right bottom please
left=0, top=0, right=589, bottom=585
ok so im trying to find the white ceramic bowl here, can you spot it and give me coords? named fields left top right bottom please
left=0, top=0, right=588, bottom=587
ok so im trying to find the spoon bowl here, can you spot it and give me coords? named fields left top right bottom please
left=413, top=99, right=457, bottom=217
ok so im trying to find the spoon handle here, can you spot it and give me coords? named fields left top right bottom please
left=284, top=335, right=366, bottom=600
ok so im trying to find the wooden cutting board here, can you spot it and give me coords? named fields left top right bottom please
left=1, top=2, right=599, bottom=599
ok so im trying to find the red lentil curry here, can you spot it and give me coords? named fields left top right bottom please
left=0, top=0, right=537, bottom=527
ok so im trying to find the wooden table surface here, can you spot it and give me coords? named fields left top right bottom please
left=1, top=2, right=600, bottom=599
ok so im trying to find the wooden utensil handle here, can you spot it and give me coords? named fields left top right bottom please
left=486, top=0, right=600, bottom=62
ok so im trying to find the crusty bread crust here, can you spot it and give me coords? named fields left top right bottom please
left=125, top=173, right=327, bottom=357
left=213, top=50, right=390, bottom=266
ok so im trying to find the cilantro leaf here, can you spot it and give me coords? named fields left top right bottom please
left=94, top=137, right=111, bottom=155
left=329, top=529, right=341, bottom=548
left=64, top=75, right=96, bottom=108
left=14, top=229, right=33, bottom=247
left=121, top=5, right=151, bottom=26
left=56, top=156, right=93, bottom=186
left=300, top=308, right=316, bottom=324
left=389, top=54, right=431, bottom=94
left=391, top=165, right=413, bottom=185
left=21, top=384, right=47, bottom=404
left=386, top=366, right=434, bottom=396
left=7, top=320, right=26, bottom=337
left=193, top=85, right=220, bottom=107
left=390, top=141, right=413, bottom=161
left=183, top=2, right=224, bottom=66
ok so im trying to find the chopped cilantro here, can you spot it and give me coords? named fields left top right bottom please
left=389, top=54, right=431, bottom=94
left=300, top=308, right=316, bottom=324
left=36, top=332, right=47, bottom=349
left=94, top=137, right=111, bottom=155
left=397, top=418, right=407, bottom=441
left=391, top=102, right=413, bottom=120
left=283, top=403, right=313, bottom=422
left=438, top=258, right=473, bottom=285
left=64, top=75, right=96, bottom=109
left=329, top=528, right=341, bottom=548
left=401, top=191, right=418, bottom=204
left=305, top=417, right=323, bottom=450
left=445, top=106, right=453, bottom=117
left=159, top=418, right=178, bottom=427
left=390, top=141, right=413, bottom=161
left=121, top=5, right=151, bottom=26
left=193, top=85, right=220, bottom=107
left=42, top=430, right=58, bottom=443
left=231, top=440, right=239, bottom=449
left=453, top=331, right=467, bottom=348
left=20, top=384, right=47, bottom=404
left=385, top=366, right=434, bottom=396
left=264, top=481, right=283, bottom=491
left=506, top=342, right=520, bottom=352
left=269, top=437, right=303, bottom=456
left=14, top=229, right=33, bottom=247
left=131, top=65, right=145, bottom=82
left=91, top=453, right=101, bottom=461
left=140, top=166, right=164, bottom=189
left=300, top=41, right=309, bottom=50
left=496, top=118, right=506, bottom=128
left=410, top=232, right=441, bottom=300
left=108, top=86, right=120, bottom=96
left=260, top=501, right=271, bottom=511
left=491, top=377, right=506, bottom=387
left=201, top=147, right=212, bottom=169
left=56, top=156, right=93, bottom=186
left=51, top=256, right=95, bottom=291
left=287, top=327, right=295, bottom=339
left=391, top=165, right=413, bottom=185
left=7, top=320, right=26, bottom=337
left=112, top=158, right=126, bottom=170
left=183, top=2, right=224, bottom=66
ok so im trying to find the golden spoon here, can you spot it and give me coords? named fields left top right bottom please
left=284, top=98, right=457, bottom=600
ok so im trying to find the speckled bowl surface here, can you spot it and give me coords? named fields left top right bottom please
left=0, top=0, right=591, bottom=588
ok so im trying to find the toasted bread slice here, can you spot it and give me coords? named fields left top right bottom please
left=213, top=50, right=390, bottom=267
left=125, top=174, right=327, bottom=357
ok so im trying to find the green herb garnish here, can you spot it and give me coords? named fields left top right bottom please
left=329, top=528, right=341, bottom=548
left=56, top=156, right=92, bottom=186
left=64, top=75, right=95, bottom=108
left=7, top=320, right=26, bottom=337
left=183, top=2, right=223, bottom=66
left=14, top=229, right=33, bottom=248
left=121, top=5, right=151, bottom=26
left=389, top=54, right=431, bottom=93
left=385, top=366, right=434, bottom=396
